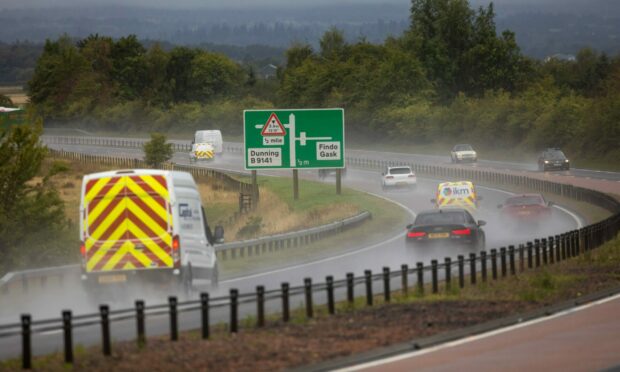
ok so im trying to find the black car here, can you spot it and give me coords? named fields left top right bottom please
left=538, top=148, right=570, bottom=171
left=405, top=208, right=486, bottom=249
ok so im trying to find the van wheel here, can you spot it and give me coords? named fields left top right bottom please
left=181, top=264, right=193, bottom=296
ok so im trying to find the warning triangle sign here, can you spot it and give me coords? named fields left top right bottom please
left=261, top=113, right=287, bottom=136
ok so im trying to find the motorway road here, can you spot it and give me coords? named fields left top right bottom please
left=0, top=143, right=582, bottom=359
left=345, top=293, right=620, bottom=372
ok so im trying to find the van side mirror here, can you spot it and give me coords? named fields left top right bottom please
left=214, top=225, right=224, bottom=244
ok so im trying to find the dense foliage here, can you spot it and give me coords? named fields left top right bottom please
left=0, top=122, right=73, bottom=274
left=143, top=133, right=173, bottom=168
left=25, top=0, right=620, bottom=163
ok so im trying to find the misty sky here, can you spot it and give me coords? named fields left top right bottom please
left=0, top=0, right=597, bottom=9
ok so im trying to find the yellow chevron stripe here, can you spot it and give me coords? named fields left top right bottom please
left=87, top=178, right=126, bottom=227
left=86, top=224, right=127, bottom=271
left=127, top=223, right=173, bottom=267
left=101, top=241, right=133, bottom=271
left=139, top=175, right=169, bottom=200
left=126, top=199, right=169, bottom=240
left=88, top=199, right=127, bottom=244
left=85, top=177, right=111, bottom=202
left=125, top=178, right=168, bottom=219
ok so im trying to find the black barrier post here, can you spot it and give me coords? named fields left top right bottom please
left=281, top=283, right=290, bottom=322
left=542, top=238, right=548, bottom=265
left=365, top=270, right=373, bottom=305
left=200, top=293, right=210, bottom=339
left=21, top=314, right=31, bottom=370
left=100, top=305, right=111, bottom=356
left=346, top=273, right=354, bottom=304
left=416, top=263, right=424, bottom=295
left=136, top=300, right=146, bottom=347
left=519, top=244, right=525, bottom=272
left=481, top=251, right=487, bottom=282
left=500, top=248, right=507, bottom=278
left=62, top=310, right=73, bottom=364
left=257, top=286, right=265, bottom=327
left=169, top=297, right=178, bottom=341
left=326, top=276, right=335, bottom=315
left=304, top=278, right=314, bottom=318
left=527, top=242, right=533, bottom=269
left=509, top=246, right=516, bottom=276
left=469, top=253, right=477, bottom=285
left=535, top=239, right=541, bottom=267
left=549, top=237, right=555, bottom=264
left=555, top=235, right=561, bottom=262
left=431, top=260, right=439, bottom=293
left=491, top=249, right=498, bottom=280
left=575, top=231, right=581, bottom=256
left=445, top=258, right=452, bottom=292
left=560, top=234, right=566, bottom=260
left=230, top=289, right=238, bottom=334
left=401, top=264, right=409, bottom=296
left=383, top=267, right=391, bottom=303
left=458, top=255, right=465, bottom=288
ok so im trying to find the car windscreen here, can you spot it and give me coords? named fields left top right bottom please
left=506, top=196, right=543, bottom=206
left=544, top=150, right=566, bottom=160
left=389, top=167, right=411, bottom=175
left=414, top=211, right=467, bottom=225
left=454, top=145, right=473, bottom=151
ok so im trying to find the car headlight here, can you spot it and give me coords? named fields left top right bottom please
left=565, top=159, right=569, bottom=162
left=544, top=160, right=549, bottom=164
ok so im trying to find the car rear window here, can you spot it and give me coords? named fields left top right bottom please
left=544, top=150, right=566, bottom=160
left=415, top=211, right=467, bottom=225
left=506, top=196, right=544, bottom=206
left=389, top=167, right=411, bottom=175
left=454, top=144, right=473, bottom=151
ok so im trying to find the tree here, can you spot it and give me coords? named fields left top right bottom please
left=0, top=120, right=70, bottom=273
left=143, top=133, right=173, bottom=168
left=0, top=94, right=13, bottom=107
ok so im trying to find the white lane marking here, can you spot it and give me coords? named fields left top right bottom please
left=339, top=292, right=620, bottom=371
left=222, top=193, right=416, bottom=284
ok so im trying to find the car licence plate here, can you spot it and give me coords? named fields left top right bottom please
left=428, top=232, right=449, bottom=239
left=98, top=274, right=127, bottom=284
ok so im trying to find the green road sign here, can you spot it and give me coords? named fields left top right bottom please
left=244, top=109, right=345, bottom=170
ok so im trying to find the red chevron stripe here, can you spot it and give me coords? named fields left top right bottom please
left=112, top=250, right=145, bottom=270
left=129, top=176, right=166, bottom=209
left=85, top=179, right=98, bottom=194
left=127, top=212, right=171, bottom=253
left=125, top=230, right=168, bottom=268
left=92, top=247, right=120, bottom=271
left=127, top=193, right=167, bottom=231
left=88, top=176, right=123, bottom=212
left=88, top=195, right=124, bottom=234
left=152, top=175, right=168, bottom=190
left=86, top=239, right=125, bottom=261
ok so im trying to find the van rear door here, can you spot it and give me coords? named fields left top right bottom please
left=82, top=173, right=174, bottom=273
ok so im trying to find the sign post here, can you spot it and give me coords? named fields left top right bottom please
left=244, top=109, right=345, bottom=198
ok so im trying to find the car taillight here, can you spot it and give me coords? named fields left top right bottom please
left=451, top=228, right=471, bottom=235
left=407, top=231, right=426, bottom=238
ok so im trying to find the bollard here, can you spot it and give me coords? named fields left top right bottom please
left=326, top=276, right=335, bottom=315
left=509, top=246, right=516, bottom=276
left=534, top=239, right=541, bottom=267
left=365, top=270, right=374, bottom=305
left=458, top=255, right=465, bottom=288
left=169, top=297, right=178, bottom=341
left=304, top=278, right=314, bottom=318
left=100, top=305, right=111, bottom=356
left=62, top=310, right=73, bottom=364
left=491, top=249, right=498, bottom=280
left=431, top=260, right=438, bottom=293
left=444, top=258, right=452, bottom=292
left=481, top=251, right=487, bottom=282
left=281, top=283, right=290, bottom=322
left=500, top=248, right=507, bottom=278
left=21, top=314, right=31, bottom=370
left=346, top=273, right=355, bottom=304
left=416, top=263, right=424, bottom=295
left=527, top=242, right=533, bottom=269
left=469, top=253, right=477, bottom=285
left=200, top=293, right=210, bottom=339
left=136, top=300, right=146, bottom=346
left=401, top=265, right=409, bottom=296
left=519, top=244, right=525, bottom=272
left=230, top=289, right=239, bottom=334
left=257, top=286, right=265, bottom=327
left=542, top=238, right=548, bottom=265
left=555, top=235, right=562, bottom=262
left=549, top=237, right=555, bottom=264
left=383, top=267, right=391, bottom=303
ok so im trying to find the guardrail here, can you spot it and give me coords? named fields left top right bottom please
left=0, top=210, right=371, bottom=296
left=1, top=212, right=618, bottom=369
